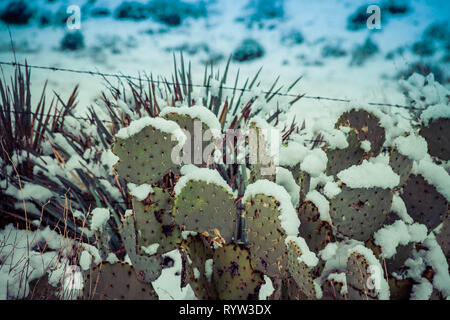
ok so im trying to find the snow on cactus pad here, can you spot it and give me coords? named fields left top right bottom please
left=243, top=180, right=300, bottom=278
left=285, top=237, right=321, bottom=300
left=335, top=109, right=385, bottom=156
left=112, top=117, right=186, bottom=185
left=345, top=245, right=390, bottom=300
left=82, top=262, right=158, bottom=300
left=174, top=168, right=237, bottom=243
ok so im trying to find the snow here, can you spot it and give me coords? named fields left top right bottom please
left=420, top=103, right=450, bottom=126
left=285, top=236, right=319, bottom=268
left=410, top=279, right=433, bottom=300
left=181, top=231, right=198, bottom=240
left=174, top=167, right=234, bottom=197
left=106, top=253, right=119, bottom=264
left=322, top=129, right=348, bottom=150
left=412, top=159, right=450, bottom=201
left=279, top=141, right=309, bottom=167
left=305, top=190, right=331, bottom=223
left=204, top=259, right=213, bottom=283
left=243, top=180, right=300, bottom=237
left=360, top=140, right=371, bottom=153
left=327, top=272, right=348, bottom=295
left=90, top=208, right=110, bottom=231
left=249, top=116, right=282, bottom=160
left=300, top=148, right=328, bottom=178
left=115, top=116, right=187, bottom=147
left=323, top=181, right=342, bottom=199
left=128, top=182, right=154, bottom=201
left=276, top=167, right=300, bottom=208
left=151, top=250, right=196, bottom=300
left=391, top=194, right=414, bottom=224
left=319, top=242, right=338, bottom=261
left=79, top=251, right=92, bottom=271
left=141, top=244, right=160, bottom=256
left=101, top=149, right=120, bottom=172
left=373, top=220, right=428, bottom=259
left=393, top=135, right=428, bottom=161
left=337, top=160, right=400, bottom=189
left=193, top=267, right=201, bottom=280
left=258, top=275, right=275, bottom=300
left=347, top=244, right=390, bottom=300
left=159, top=105, right=222, bottom=139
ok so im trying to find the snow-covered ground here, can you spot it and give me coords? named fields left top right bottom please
left=0, top=0, right=448, bottom=111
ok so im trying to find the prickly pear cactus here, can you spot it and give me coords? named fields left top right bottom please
left=112, top=118, right=183, bottom=185
left=335, top=109, right=385, bottom=156
left=248, top=124, right=276, bottom=183
left=133, top=188, right=181, bottom=254
left=325, top=129, right=365, bottom=176
left=182, top=234, right=218, bottom=300
left=298, top=201, right=333, bottom=253
left=389, top=148, right=413, bottom=185
left=212, top=244, right=264, bottom=300
left=83, top=262, right=158, bottom=300
left=419, top=117, right=450, bottom=161
left=435, top=217, right=450, bottom=265
left=244, top=193, right=290, bottom=278
left=400, top=174, right=448, bottom=231
left=120, top=213, right=163, bottom=283
left=388, top=278, right=413, bottom=300
left=329, top=185, right=391, bottom=241
left=321, top=272, right=348, bottom=300
left=286, top=240, right=319, bottom=300
left=174, top=178, right=237, bottom=243
left=345, top=252, right=378, bottom=300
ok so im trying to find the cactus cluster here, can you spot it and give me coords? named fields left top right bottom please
left=81, top=102, right=449, bottom=300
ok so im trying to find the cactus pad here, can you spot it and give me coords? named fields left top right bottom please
left=112, top=122, right=182, bottom=185
left=212, top=244, right=264, bottom=300
left=120, top=213, right=163, bottom=283
left=248, top=123, right=276, bottom=182
left=329, top=186, right=391, bottom=241
left=83, top=262, right=158, bottom=300
left=400, top=174, right=448, bottom=230
left=435, top=217, right=450, bottom=264
left=298, top=201, right=333, bottom=253
left=286, top=240, right=319, bottom=300
left=345, top=252, right=378, bottom=300
left=326, top=129, right=365, bottom=176
left=133, top=188, right=181, bottom=254
left=182, top=234, right=217, bottom=300
left=321, top=273, right=348, bottom=300
left=388, top=278, right=412, bottom=300
left=335, top=109, right=385, bottom=156
left=174, top=180, right=237, bottom=243
left=244, top=194, right=290, bottom=278
left=419, top=118, right=450, bottom=161
left=389, top=148, right=413, bottom=186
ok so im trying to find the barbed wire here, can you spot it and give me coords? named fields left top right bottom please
left=0, top=60, right=419, bottom=110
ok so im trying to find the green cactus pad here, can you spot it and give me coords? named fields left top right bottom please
left=298, top=170, right=311, bottom=203
left=182, top=234, right=217, bottom=300
left=326, top=129, right=365, bottom=176
left=345, top=252, right=378, bottom=300
left=212, top=244, right=264, bottom=300
left=366, top=237, right=414, bottom=274
left=112, top=122, right=182, bottom=185
left=83, top=262, right=158, bottom=300
left=388, top=278, right=413, bottom=300
left=329, top=186, right=391, bottom=241
left=419, top=118, right=450, bottom=161
left=286, top=240, right=319, bottom=300
left=400, top=174, right=448, bottom=230
left=435, top=216, right=449, bottom=264
left=244, top=194, right=290, bottom=278
left=335, top=109, right=385, bottom=156
left=174, top=180, right=237, bottom=243
left=298, top=201, right=333, bottom=253
left=133, top=188, right=181, bottom=254
left=120, top=213, right=163, bottom=283
left=163, top=112, right=216, bottom=166
left=389, top=148, right=413, bottom=186
left=284, top=276, right=309, bottom=300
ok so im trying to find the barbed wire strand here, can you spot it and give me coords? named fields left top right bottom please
left=0, top=60, right=418, bottom=110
